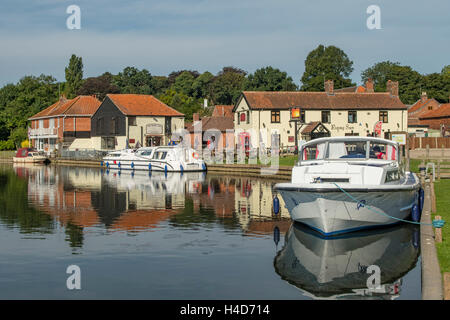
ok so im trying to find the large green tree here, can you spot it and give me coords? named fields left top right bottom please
left=64, top=54, right=83, bottom=98
left=210, top=67, right=247, bottom=105
left=361, top=61, right=423, bottom=104
left=77, top=72, right=120, bottom=100
left=0, top=75, right=59, bottom=148
left=158, top=89, right=203, bottom=121
left=300, top=45, right=354, bottom=91
left=172, top=71, right=196, bottom=96
left=113, top=66, right=154, bottom=94
left=246, top=66, right=298, bottom=91
left=191, top=71, right=214, bottom=99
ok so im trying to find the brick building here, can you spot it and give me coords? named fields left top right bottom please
left=28, top=95, right=101, bottom=153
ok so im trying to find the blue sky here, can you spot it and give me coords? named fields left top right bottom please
left=0, top=0, right=448, bottom=87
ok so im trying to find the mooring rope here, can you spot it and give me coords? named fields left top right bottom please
left=332, top=182, right=445, bottom=228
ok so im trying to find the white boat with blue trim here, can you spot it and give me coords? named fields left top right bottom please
left=102, top=146, right=206, bottom=172
left=274, top=136, right=422, bottom=236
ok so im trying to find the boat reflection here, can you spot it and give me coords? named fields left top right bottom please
left=9, top=164, right=292, bottom=248
left=274, top=222, right=420, bottom=300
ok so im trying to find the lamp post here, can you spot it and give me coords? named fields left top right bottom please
left=290, top=107, right=303, bottom=154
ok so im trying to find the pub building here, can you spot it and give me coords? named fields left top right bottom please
left=233, top=79, right=407, bottom=152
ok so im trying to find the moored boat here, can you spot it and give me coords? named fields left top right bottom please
left=274, top=136, right=422, bottom=236
left=13, top=148, right=49, bottom=164
left=102, top=146, right=206, bottom=172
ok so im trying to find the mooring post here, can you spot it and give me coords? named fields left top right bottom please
left=435, top=215, right=443, bottom=243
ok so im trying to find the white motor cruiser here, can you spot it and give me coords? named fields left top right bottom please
left=274, top=137, right=422, bottom=236
left=103, top=146, right=206, bottom=172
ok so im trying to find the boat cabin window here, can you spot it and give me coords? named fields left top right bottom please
left=327, top=141, right=367, bottom=159
left=138, top=150, right=153, bottom=156
left=153, top=151, right=168, bottom=160
left=369, top=142, right=397, bottom=160
left=108, top=153, right=121, bottom=157
left=301, top=143, right=326, bottom=160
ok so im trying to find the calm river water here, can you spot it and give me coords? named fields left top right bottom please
left=0, top=164, right=421, bottom=299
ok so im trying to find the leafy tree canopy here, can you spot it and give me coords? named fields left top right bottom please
left=77, top=72, right=120, bottom=100
left=65, top=54, right=83, bottom=98
left=246, top=66, right=298, bottom=91
left=210, top=67, right=247, bottom=105
left=300, top=45, right=354, bottom=91
left=113, top=66, right=154, bottom=94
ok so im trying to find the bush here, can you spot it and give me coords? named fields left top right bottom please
left=21, top=140, right=30, bottom=148
left=0, top=140, right=15, bottom=150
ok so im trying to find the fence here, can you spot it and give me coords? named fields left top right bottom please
left=409, top=137, right=450, bottom=149
left=0, top=151, right=15, bottom=159
left=59, top=149, right=108, bottom=160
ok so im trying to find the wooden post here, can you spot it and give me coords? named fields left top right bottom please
left=445, top=273, right=450, bottom=300
left=435, top=215, right=442, bottom=243
left=442, top=144, right=445, bottom=159
left=438, top=160, right=441, bottom=180
left=431, top=181, right=436, bottom=213
left=406, top=136, right=410, bottom=172
left=426, top=144, right=430, bottom=161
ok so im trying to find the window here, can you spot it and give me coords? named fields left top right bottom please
left=348, top=110, right=357, bottom=123
left=101, top=137, right=115, bottom=150
left=321, top=111, right=331, bottom=123
left=240, top=112, right=246, bottom=123
left=271, top=110, right=280, bottom=123
left=428, top=106, right=433, bottom=110
left=129, top=116, right=137, bottom=126
left=379, top=111, right=388, bottom=123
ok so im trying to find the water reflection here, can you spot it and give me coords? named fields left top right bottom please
left=6, top=164, right=291, bottom=247
left=274, top=223, right=420, bottom=300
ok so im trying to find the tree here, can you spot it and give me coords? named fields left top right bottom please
left=158, top=89, right=202, bottom=121
left=0, top=75, right=59, bottom=146
left=65, top=54, right=83, bottom=98
left=361, top=61, right=423, bottom=104
left=168, top=70, right=200, bottom=85
left=300, top=45, right=354, bottom=91
left=422, top=72, right=450, bottom=103
left=77, top=72, right=120, bottom=100
left=113, top=67, right=154, bottom=94
left=172, top=71, right=196, bottom=96
left=246, top=66, right=298, bottom=91
left=210, top=67, right=247, bottom=105
left=191, top=71, right=214, bottom=99
left=152, top=76, right=170, bottom=95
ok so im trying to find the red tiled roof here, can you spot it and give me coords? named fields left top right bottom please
left=419, top=103, right=450, bottom=119
left=300, top=121, right=321, bottom=134
left=107, top=94, right=184, bottom=117
left=212, top=105, right=234, bottom=118
left=186, top=116, right=234, bottom=133
left=239, top=91, right=406, bottom=110
left=29, top=95, right=101, bottom=119
left=408, top=98, right=438, bottom=114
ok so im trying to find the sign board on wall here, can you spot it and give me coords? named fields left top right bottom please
left=391, top=133, right=406, bottom=145
left=146, top=124, right=163, bottom=135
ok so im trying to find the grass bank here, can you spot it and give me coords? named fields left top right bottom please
left=432, top=179, right=450, bottom=273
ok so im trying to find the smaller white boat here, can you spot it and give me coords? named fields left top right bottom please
left=102, top=146, right=206, bottom=172
left=274, top=136, right=421, bottom=236
left=13, top=148, right=49, bottom=164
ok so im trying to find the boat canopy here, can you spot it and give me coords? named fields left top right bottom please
left=299, top=137, right=399, bottom=162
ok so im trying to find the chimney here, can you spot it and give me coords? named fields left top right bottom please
left=193, top=113, right=200, bottom=122
left=386, top=80, right=399, bottom=97
left=365, top=78, right=374, bottom=93
left=421, top=92, right=427, bottom=103
left=324, top=80, right=334, bottom=95
left=203, top=99, right=208, bottom=108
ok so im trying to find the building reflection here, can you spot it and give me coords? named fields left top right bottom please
left=13, top=164, right=292, bottom=247
left=274, top=223, right=420, bottom=300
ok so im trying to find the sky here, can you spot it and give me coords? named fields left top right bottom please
left=0, top=0, right=448, bottom=87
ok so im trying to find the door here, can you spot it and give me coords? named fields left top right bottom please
left=146, top=136, right=162, bottom=147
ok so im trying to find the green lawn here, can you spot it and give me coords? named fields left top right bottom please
left=433, top=179, right=450, bottom=273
